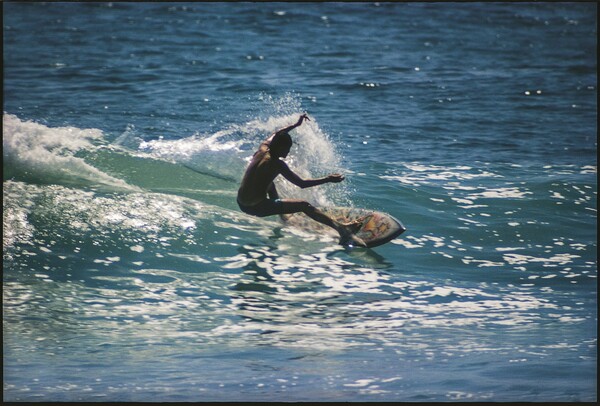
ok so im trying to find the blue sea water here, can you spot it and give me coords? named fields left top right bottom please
left=2, top=1, right=597, bottom=402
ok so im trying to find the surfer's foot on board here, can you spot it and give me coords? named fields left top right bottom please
left=338, top=220, right=367, bottom=247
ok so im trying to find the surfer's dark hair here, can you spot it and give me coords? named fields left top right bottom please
left=269, top=132, right=293, bottom=156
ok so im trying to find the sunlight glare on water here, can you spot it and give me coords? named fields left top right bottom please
left=3, top=1, right=596, bottom=402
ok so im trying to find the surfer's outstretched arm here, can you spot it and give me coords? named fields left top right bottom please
left=273, top=114, right=310, bottom=138
left=278, top=160, right=344, bottom=189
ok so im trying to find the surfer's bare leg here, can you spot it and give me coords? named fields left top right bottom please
left=278, top=200, right=366, bottom=247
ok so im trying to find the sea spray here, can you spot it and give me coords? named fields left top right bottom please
left=134, top=109, right=352, bottom=207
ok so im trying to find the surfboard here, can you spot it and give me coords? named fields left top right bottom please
left=283, top=206, right=406, bottom=248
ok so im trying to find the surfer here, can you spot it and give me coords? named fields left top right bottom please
left=237, top=113, right=366, bottom=247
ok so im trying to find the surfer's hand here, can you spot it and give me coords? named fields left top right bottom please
left=299, top=113, right=310, bottom=123
left=327, top=174, right=345, bottom=183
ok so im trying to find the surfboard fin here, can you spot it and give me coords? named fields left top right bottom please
left=338, top=218, right=368, bottom=247
left=340, top=233, right=367, bottom=248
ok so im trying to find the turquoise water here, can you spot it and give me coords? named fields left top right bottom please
left=3, top=2, right=597, bottom=402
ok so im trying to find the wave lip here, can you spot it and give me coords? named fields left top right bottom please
left=3, top=113, right=139, bottom=191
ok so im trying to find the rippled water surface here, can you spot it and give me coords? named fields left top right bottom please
left=3, top=2, right=597, bottom=402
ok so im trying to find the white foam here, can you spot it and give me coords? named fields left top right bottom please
left=381, top=164, right=502, bottom=188
left=580, top=165, right=596, bottom=174
left=3, top=114, right=138, bottom=191
left=466, top=187, right=532, bottom=200
left=503, top=252, right=581, bottom=266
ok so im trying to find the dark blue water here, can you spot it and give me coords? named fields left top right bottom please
left=3, top=2, right=597, bottom=402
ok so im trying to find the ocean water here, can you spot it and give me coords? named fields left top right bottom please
left=3, top=2, right=597, bottom=402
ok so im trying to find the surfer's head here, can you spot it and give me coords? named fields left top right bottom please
left=269, top=132, right=293, bottom=158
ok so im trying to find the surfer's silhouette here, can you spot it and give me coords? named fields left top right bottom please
left=237, top=113, right=366, bottom=247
